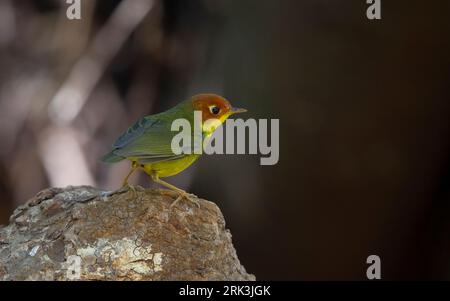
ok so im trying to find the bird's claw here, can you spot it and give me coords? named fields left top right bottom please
left=169, top=192, right=200, bottom=209
left=117, top=183, right=140, bottom=199
left=102, top=184, right=133, bottom=198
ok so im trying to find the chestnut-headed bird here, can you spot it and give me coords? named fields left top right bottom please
left=102, top=94, right=247, bottom=207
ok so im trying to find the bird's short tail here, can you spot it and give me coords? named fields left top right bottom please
left=101, top=151, right=125, bottom=163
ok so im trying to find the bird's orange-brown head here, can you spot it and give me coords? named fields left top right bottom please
left=191, top=94, right=246, bottom=122
left=190, top=93, right=247, bottom=136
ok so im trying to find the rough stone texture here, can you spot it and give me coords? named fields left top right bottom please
left=0, top=186, right=254, bottom=280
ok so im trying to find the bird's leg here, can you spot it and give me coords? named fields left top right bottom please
left=120, top=161, right=140, bottom=198
left=150, top=173, right=200, bottom=208
left=122, top=161, right=138, bottom=187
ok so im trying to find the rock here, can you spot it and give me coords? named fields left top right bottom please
left=0, top=186, right=254, bottom=280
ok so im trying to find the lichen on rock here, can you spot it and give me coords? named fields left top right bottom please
left=0, top=186, right=254, bottom=281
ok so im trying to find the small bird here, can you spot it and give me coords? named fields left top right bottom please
left=102, top=94, right=247, bottom=207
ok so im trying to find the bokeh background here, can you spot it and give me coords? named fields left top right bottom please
left=0, top=0, right=450, bottom=280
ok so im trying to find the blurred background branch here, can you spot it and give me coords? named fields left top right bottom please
left=43, top=0, right=154, bottom=188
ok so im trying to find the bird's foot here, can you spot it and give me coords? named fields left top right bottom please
left=116, top=183, right=141, bottom=199
left=163, top=190, right=200, bottom=209
left=101, top=185, right=130, bottom=198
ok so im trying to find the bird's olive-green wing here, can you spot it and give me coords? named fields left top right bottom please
left=110, top=114, right=198, bottom=163
left=112, top=115, right=175, bottom=159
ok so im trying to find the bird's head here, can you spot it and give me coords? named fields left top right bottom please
left=191, top=93, right=246, bottom=122
left=191, top=94, right=247, bottom=135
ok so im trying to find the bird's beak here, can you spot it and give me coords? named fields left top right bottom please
left=230, top=107, right=247, bottom=114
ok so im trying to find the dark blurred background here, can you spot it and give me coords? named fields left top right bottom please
left=0, top=0, right=450, bottom=280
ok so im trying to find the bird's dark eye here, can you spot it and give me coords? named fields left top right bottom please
left=210, top=106, right=220, bottom=115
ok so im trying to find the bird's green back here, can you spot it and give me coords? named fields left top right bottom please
left=102, top=99, right=199, bottom=164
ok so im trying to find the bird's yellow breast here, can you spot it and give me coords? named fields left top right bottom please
left=141, top=154, right=200, bottom=178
